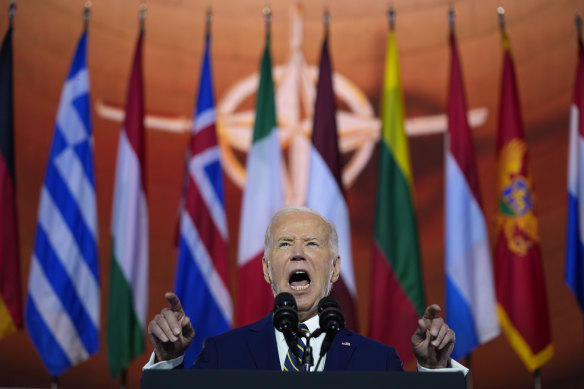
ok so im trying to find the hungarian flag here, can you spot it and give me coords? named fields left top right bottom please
left=566, top=31, right=584, bottom=315
left=494, top=31, right=553, bottom=372
left=306, top=33, right=358, bottom=330
left=174, top=30, right=232, bottom=368
left=106, top=31, right=148, bottom=377
left=0, top=24, right=22, bottom=339
left=236, top=29, right=283, bottom=326
left=445, top=30, right=500, bottom=360
left=368, top=29, right=425, bottom=363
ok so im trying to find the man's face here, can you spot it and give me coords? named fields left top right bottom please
left=262, top=211, right=341, bottom=321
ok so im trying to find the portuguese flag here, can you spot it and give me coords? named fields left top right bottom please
left=494, top=31, right=553, bottom=372
left=368, top=29, right=425, bottom=364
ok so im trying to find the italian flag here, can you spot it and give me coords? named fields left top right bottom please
left=106, top=32, right=148, bottom=377
left=368, top=29, right=425, bottom=364
left=236, top=30, right=283, bottom=326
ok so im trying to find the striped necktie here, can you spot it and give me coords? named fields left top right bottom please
left=283, top=323, right=309, bottom=372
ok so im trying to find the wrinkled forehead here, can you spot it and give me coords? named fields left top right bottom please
left=270, top=211, right=330, bottom=242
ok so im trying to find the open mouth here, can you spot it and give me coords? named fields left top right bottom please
left=289, top=270, right=311, bottom=291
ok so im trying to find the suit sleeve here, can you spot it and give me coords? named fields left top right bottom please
left=386, top=346, right=404, bottom=371
left=191, top=337, right=219, bottom=370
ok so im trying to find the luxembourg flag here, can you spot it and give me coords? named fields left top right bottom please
left=566, top=35, right=584, bottom=313
left=445, top=30, right=500, bottom=360
left=174, top=31, right=232, bottom=368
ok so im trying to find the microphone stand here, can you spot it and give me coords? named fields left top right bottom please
left=301, top=334, right=314, bottom=372
left=300, top=328, right=323, bottom=372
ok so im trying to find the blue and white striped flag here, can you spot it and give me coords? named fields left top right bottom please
left=445, top=30, right=499, bottom=360
left=174, top=31, right=232, bottom=367
left=25, top=31, right=99, bottom=377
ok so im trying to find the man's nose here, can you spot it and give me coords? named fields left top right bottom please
left=291, top=242, right=305, bottom=260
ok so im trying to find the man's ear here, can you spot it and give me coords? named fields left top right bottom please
left=331, top=255, right=341, bottom=283
left=262, top=256, right=272, bottom=285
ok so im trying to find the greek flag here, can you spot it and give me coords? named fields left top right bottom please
left=25, top=31, right=99, bottom=377
left=174, top=32, right=231, bottom=367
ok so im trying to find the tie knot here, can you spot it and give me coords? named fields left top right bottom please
left=296, top=323, right=309, bottom=338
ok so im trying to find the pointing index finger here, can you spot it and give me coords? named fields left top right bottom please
left=423, top=304, right=442, bottom=320
left=165, top=292, right=184, bottom=314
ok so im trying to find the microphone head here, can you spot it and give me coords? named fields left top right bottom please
left=318, top=296, right=345, bottom=334
left=273, top=292, right=299, bottom=333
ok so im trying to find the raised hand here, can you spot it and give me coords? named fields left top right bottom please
left=147, top=292, right=195, bottom=362
left=411, top=304, right=455, bottom=369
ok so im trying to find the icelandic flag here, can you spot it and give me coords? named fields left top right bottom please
left=174, top=32, right=232, bottom=367
left=445, top=31, right=499, bottom=360
left=25, top=31, right=99, bottom=376
left=566, top=36, right=584, bottom=312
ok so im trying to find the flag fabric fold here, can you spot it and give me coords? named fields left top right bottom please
left=306, top=33, right=358, bottom=330
left=368, top=29, right=425, bottom=364
left=445, top=31, right=500, bottom=360
left=566, top=34, right=584, bottom=314
left=0, top=24, right=22, bottom=340
left=25, top=31, right=99, bottom=376
left=174, top=32, right=232, bottom=368
left=494, top=32, right=553, bottom=372
left=235, top=32, right=283, bottom=326
left=106, top=32, right=148, bottom=377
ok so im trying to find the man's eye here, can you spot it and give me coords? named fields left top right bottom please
left=279, top=242, right=290, bottom=248
left=307, top=241, right=318, bottom=247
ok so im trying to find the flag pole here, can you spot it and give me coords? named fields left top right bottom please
left=205, top=8, right=212, bottom=38
left=387, top=6, right=395, bottom=31
left=51, top=376, right=58, bottom=389
left=83, top=1, right=90, bottom=32
left=576, top=12, right=582, bottom=45
left=263, top=6, right=271, bottom=38
left=8, top=0, right=15, bottom=28
left=323, top=8, right=330, bottom=38
left=139, top=2, right=147, bottom=34
left=497, top=6, right=506, bottom=36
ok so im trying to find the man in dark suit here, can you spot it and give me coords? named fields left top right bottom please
left=145, top=206, right=466, bottom=373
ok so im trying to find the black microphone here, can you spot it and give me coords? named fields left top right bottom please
left=273, top=292, right=299, bottom=358
left=318, top=296, right=345, bottom=357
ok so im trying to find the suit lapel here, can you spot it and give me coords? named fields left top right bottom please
left=246, top=313, right=281, bottom=370
left=323, top=329, right=356, bottom=371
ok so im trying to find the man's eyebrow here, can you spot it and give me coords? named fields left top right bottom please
left=277, top=237, right=293, bottom=242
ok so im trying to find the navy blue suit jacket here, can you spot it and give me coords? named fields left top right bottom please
left=191, top=313, right=403, bottom=371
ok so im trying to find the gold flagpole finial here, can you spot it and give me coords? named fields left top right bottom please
left=388, top=7, right=395, bottom=31
left=83, top=2, right=91, bottom=32
left=139, top=3, right=147, bottom=33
